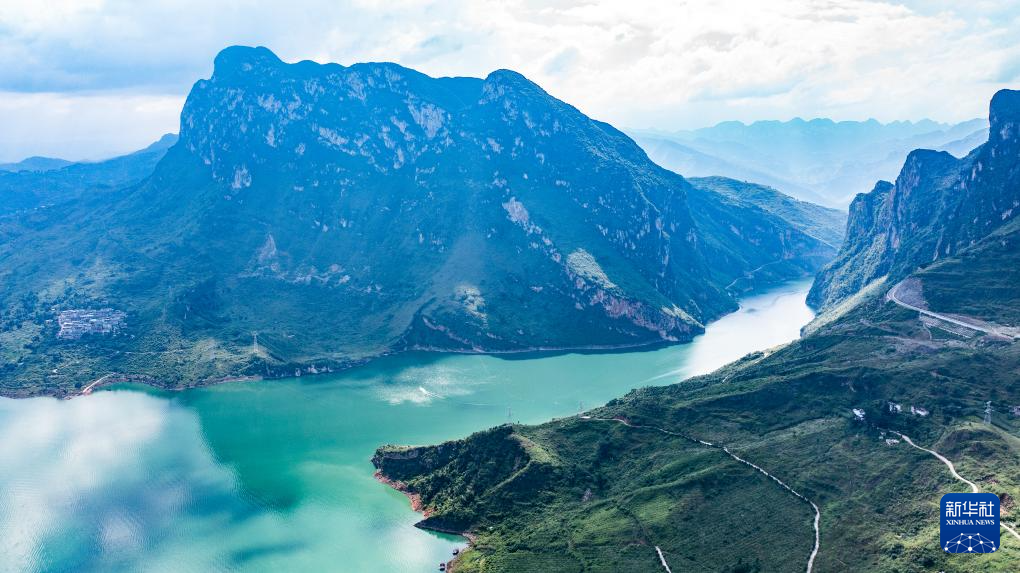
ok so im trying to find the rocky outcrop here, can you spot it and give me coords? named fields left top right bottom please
left=809, top=89, right=1020, bottom=309
left=372, top=426, right=546, bottom=533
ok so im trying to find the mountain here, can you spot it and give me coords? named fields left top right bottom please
left=631, top=118, right=989, bottom=207
left=0, top=47, right=835, bottom=397
left=374, top=91, right=1020, bottom=573
left=0, top=156, right=74, bottom=173
left=937, top=127, right=991, bottom=158
left=0, top=133, right=177, bottom=217
left=809, top=90, right=1020, bottom=310
left=681, top=177, right=844, bottom=293
left=687, top=177, right=846, bottom=249
left=375, top=234, right=1020, bottom=572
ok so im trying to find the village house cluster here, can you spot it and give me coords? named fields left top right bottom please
left=852, top=402, right=931, bottom=421
left=56, top=308, right=127, bottom=340
left=888, top=402, right=929, bottom=417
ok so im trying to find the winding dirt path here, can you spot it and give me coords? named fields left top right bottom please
left=654, top=546, right=673, bottom=573
left=890, top=430, right=1020, bottom=544
left=581, top=415, right=821, bottom=573
left=891, top=432, right=978, bottom=493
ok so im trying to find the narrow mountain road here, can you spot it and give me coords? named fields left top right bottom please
left=886, top=281, right=1019, bottom=542
left=724, top=259, right=784, bottom=291
left=581, top=415, right=821, bottom=573
left=889, top=430, right=1020, bottom=544
left=886, top=281, right=1018, bottom=339
left=891, top=432, right=978, bottom=493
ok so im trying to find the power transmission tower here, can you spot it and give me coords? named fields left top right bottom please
left=252, top=331, right=259, bottom=356
left=984, top=401, right=993, bottom=425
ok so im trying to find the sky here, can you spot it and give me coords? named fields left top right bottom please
left=0, top=0, right=1018, bottom=162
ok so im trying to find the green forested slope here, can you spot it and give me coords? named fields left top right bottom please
left=688, top=176, right=847, bottom=248
left=374, top=196, right=1020, bottom=573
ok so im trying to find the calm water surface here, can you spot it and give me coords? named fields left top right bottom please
left=0, top=279, right=813, bottom=573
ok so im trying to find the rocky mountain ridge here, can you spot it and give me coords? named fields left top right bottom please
left=0, top=46, right=841, bottom=396
left=809, top=89, right=1020, bottom=309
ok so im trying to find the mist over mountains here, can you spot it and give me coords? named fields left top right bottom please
left=631, top=117, right=989, bottom=208
left=0, top=134, right=177, bottom=217
left=2, top=33, right=1019, bottom=573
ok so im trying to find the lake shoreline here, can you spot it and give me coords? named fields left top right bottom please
left=8, top=337, right=694, bottom=400
left=4, top=277, right=818, bottom=401
left=372, top=470, right=432, bottom=517
left=373, top=469, right=473, bottom=571
left=0, top=279, right=816, bottom=571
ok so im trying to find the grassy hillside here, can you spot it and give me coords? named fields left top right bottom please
left=375, top=225, right=1020, bottom=572
left=918, top=218, right=1020, bottom=325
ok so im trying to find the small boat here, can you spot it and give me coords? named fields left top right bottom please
left=452, top=549, right=459, bottom=555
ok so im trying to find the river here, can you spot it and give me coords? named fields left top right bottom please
left=0, top=279, right=814, bottom=573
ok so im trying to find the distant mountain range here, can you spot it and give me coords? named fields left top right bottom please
left=0, top=156, right=74, bottom=173
left=0, top=133, right=177, bottom=217
left=631, top=117, right=989, bottom=207
left=0, top=47, right=842, bottom=397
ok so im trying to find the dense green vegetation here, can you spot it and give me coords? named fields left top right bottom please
left=374, top=105, right=1020, bottom=570
left=0, top=47, right=840, bottom=397
left=376, top=241, right=1020, bottom=571
left=919, top=218, right=1020, bottom=325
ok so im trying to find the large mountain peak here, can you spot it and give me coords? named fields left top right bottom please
left=1, top=47, right=838, bottom=395
left=130, top=47, right=732, bottom=356
left=480, top=68, right=546, bottom=100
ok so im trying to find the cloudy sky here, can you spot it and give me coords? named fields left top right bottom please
left=0, top=0, right=1018, bottom=161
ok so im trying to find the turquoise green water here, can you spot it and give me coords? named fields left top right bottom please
left=0, top=280, right=813, bottom=573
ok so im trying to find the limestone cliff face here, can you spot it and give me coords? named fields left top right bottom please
left=1, top=45, right=842, bottom=393
left=163, top=45, right=726, bottom=351
left=153, top=45, right=836, bottom=354
left=809, top=89, right=1020, bottom=309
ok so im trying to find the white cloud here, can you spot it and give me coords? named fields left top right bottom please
left=0, top=91, right=182, bottom=161
left=0, top=0, right=1018, bottom=160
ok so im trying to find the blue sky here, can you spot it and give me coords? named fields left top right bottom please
left=1, top=0, right=1018, bottom=161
